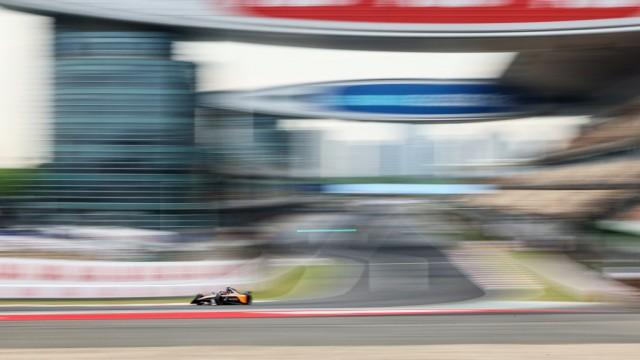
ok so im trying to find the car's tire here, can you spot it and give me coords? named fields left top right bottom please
left=214, top=294, right=222, bottom=306
left=245, top=292, right=252, bottom=305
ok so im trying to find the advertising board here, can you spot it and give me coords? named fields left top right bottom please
left=203, top=79, right=530, bottom=122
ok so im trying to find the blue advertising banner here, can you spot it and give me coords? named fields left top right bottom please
left=311, top=81, right=521, bottom=118
left=203, top=79, right=530, bottom=122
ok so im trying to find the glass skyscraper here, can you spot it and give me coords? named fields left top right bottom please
left=21, top=28, right=210, bottom=229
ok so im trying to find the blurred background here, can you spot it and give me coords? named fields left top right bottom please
left=3, top=2, right=640, bottom=358
left=0, top=0, right=639, bottom=319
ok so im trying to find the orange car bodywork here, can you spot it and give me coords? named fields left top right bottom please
left=235, top=293, right=249, bottom=304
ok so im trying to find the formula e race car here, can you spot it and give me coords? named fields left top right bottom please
left=190, top=287, right=252, bottom=305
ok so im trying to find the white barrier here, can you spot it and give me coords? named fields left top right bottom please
left=0, top=258, right=262, bottom=298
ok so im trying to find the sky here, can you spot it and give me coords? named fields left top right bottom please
left=0, top=8, right=587, bottom=168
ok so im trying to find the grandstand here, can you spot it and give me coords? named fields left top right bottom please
left=497, top=159, right=640, bottom=189
left=536, top=100, right=640, bottom=165
left=464, top=190, right=633, bottom=219
left=462, top=98, right=640, bottom=227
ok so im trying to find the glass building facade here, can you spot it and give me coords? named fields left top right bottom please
left=197, top=108, right=291, bottom=175
left=21, top=29, right=210, bottom=229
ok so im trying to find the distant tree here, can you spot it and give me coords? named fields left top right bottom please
left=0, top=168, right=38, bottom=227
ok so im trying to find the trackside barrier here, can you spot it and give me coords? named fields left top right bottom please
left=0, top=258, right=261, bottom=298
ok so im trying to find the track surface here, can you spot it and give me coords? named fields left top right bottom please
left=2, top=209, right=631, bottom=348
left=0, top=243, right=481, bottom=313
left=0, top=211, right=482, bottom=312
left=2, top=314, right=640, bottom=347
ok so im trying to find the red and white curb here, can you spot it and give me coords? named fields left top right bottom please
left=0, top=307, right=594, bottom=322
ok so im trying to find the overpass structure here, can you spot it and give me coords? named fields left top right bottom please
left=2, top=0, right=640, bottom=228
left=3, top=0, right=638, bottom=116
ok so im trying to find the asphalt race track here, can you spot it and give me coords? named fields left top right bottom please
left=0, top=243, right=482, bottom=313
left=2, top=313, right=640, bottom=348
left=0, top=210, right=635, bottom=348
left=271, top=210, right=484, bottom=307
left=0, top=211, right=483, bottom=312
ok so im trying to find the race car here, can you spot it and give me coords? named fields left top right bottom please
left=190, top=287, right=252, bottom=305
